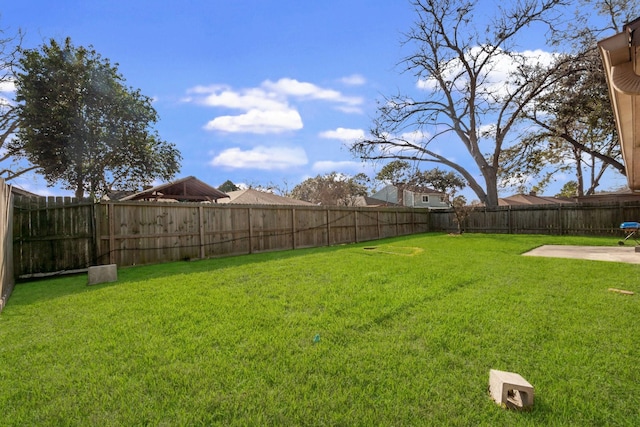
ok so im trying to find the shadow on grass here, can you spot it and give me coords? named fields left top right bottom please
left=6, top=241, right=373, bottom=308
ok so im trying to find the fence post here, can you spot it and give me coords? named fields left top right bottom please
left=247, top=207, right=253, bottom=254
left=108, top=203, right=116, bottom=265
left=92, top=203, right=100, bottom=265
left=354, top=210, right=359, bottom=243
left=395, top=211, right=399, bottom=236
left=198, top=205, right=205, bottom=259
left=326, top=208, right=331, bottom=246
left=291, top=208, right=297, bottom=249
left=558, top=204, right=563, bottom=235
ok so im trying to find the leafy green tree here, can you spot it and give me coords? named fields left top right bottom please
left=12, top=38, right=181, bottom=199
left=416, top=168, right=470, bottom=227
left=413, top=168, right=465, bottom=201
left=556, top=181, right=579, bottom=198
left=291, top=172, right=369, bottom=206
left=375, top=160, right=411, bottom=186
left=376, top=162, right=465, bottom=204
left=218, top=180, right=239, bottom=193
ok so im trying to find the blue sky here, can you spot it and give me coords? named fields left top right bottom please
left=1, top=1, right=629, bottom=198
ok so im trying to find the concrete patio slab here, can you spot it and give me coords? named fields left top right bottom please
left=523, top=245, right=640, bottom=264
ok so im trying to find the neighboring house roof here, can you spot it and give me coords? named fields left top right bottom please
left=120, top=176, right=229, bottom=202
left=498, top=194, right=575, bottom=206
left=103, top=190, right=136, bottom=201
left=576, top=188, right=640, bottom=203
left=217, top=188, right=315, bottom=206
left=358, top=196, right=400, bottom=207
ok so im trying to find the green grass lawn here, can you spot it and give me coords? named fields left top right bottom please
left=1, top=233, right=639, bottom=426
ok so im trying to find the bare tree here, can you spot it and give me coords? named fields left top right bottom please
left=499, top=0, right=638, bottom=196
left=0, top=27, right=36, bottom=180
left=351, top=0, right=571, bottom=206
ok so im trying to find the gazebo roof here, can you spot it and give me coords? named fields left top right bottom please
left=120, top=176, right=229, bottom=202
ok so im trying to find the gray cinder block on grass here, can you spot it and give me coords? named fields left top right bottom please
left=489, top=369, right=534, bottom=410
left=87, top=264, right=118, bottom=285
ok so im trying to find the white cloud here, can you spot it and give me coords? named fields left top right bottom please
left=312, top=160, right=363, bottom=173
left=335, top=105, right=364, bottom=114
left=400, top=130, right=430, bottom=144
left=205, top=108, right=303, bottom=133
left=319, top=127, right=365, bottom=142
left=210, top=146, right=308, bottom=170
left=478, top=123, right=496, bottom=138
left=0, top=79, right=15, bottom=93
left=340, top=74, right=366, bottom=86
left=186, top=77, right=364, bottom=134
left=263, top=78, right=360, bottom=104
left=198, top=87, right=288, bottom=111
left=370, top=130, right=433, bottom=158
left=417, top=46, right=557, bottom=101
left=0, top=77, right=16, bottom=106
left=416, top=78, right=438, bottom=91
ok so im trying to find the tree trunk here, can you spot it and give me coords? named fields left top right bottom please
left=481, top=167, right=500, bottom=207
left=75, top=176, right=84, bottom=199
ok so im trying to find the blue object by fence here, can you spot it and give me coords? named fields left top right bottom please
left=620, top=222, right=640, bottom=229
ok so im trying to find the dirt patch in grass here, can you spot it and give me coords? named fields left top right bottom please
left=362, top=245, right=424, bottom=256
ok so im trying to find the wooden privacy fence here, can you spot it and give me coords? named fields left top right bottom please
left=98, top=202, right=429, bottom=267
left=13, top=195, right=95, bottom=278
left=13, top=200, right=430, bottom=276
left=0, top=178, right=14, bottom=312
left=14, top=198, right=640, bottom=278
left=430, top=201, right=640, bottom=235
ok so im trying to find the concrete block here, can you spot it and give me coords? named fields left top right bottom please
left=87, top=264, right=118, bottom=285
left=489, top=369, right=534, bottom=410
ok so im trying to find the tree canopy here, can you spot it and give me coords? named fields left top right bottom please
left=12, top=38, right=181, bottom=199
left=218, top=180, right=240, bottom=193
left=290, top=172, right=369, bottom=206
left=375, top=161, right=465, bottom=204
